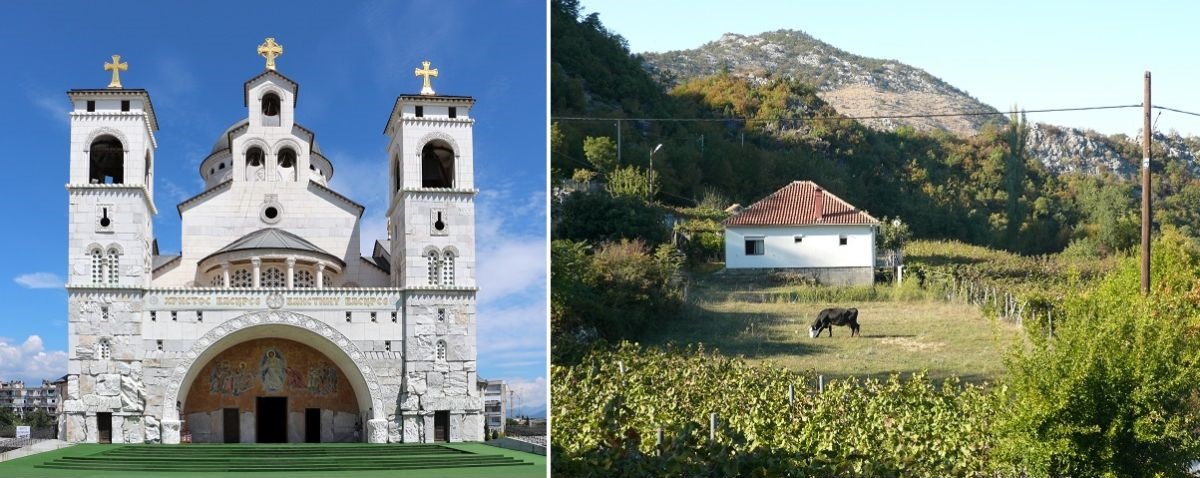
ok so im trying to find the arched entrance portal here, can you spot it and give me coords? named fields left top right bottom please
left=183, top=338, right=360, bottom=443
left=160, top=311, right=387, bottom=444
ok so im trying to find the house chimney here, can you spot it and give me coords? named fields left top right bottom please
left=814, top=186, right=824, bottom=222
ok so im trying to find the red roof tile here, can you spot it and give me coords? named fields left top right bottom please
left=724, top=181, right=879, bottom=227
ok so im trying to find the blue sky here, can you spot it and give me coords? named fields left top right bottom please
left=582, top=0, right=1200, bottom=137
left=0, top=1, right=547, bottom=417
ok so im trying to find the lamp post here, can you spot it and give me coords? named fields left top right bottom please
left=648, top=144, right=663, bottom=200
left=650, top=143, right=663, bottom=172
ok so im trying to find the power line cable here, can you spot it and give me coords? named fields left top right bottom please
left=1153, top=105, right=1200, bottom=118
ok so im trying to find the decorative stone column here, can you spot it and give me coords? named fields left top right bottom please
left=221, top=263, right=230, bottom=288
left=286, top=256, right=296, bottom=289
left=251, top=257, right=262, bottom=288
left=316, top=262, right=326, bottom=289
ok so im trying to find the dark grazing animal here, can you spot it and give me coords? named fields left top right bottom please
left=808, top=308, right=860, bottom=338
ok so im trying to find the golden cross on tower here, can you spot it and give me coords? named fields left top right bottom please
left=257, top=37, right=284, bottom=70
left=104, top=55, right=128, bottom=89
left=414, top=60, right=438, bottom=96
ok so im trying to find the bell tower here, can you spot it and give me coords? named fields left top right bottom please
left=383, top=61, right=476, bottom=289
left=383, top=61, right=483, bottom=442
left=63, top=55, right=158, bottom=443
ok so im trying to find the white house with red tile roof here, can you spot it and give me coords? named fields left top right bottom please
left=723, top=181, right=880, bottom=285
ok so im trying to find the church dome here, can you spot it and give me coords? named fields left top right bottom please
left=211, top=119, right=247, bottom=153
left=209, top=119, right=322, bottom=154
left=199, top=227, right=345, bottom=272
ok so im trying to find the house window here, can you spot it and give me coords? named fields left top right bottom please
left=415, top=105, right=424, bottom=118
left=156, top=340, right=163, bottom=351
left=391, top=311, right=397, bottom=323
left=120, top=100, right=130, bottom=112
left=794, top=236, right=803, bottom=244
left=384, top=341, right=391, bottom=352
left=449, top=107, right=457, bottom=119
left=86, top=100, right=95, bottom=112
left=839, top=236, right=848, bottom=246
left=100, top=306, right=109, bottom=321
left=744, top=238, right=764, bottom=256
left=436, top=340, right=446, bottom=361
left=98, top=339, right=111, bottom=360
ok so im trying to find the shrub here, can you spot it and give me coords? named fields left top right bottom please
left=995, top=229, right=1200, bottom=477
left=553, top=191, right=667, bottom=246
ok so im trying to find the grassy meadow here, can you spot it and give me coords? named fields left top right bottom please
left=641, top=273, right=1022, bottom=383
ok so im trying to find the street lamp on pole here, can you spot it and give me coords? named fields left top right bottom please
left=650, top=143, right=663, bottom=172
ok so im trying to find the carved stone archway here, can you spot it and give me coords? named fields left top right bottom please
left=159, top=310, right=387, bottom=443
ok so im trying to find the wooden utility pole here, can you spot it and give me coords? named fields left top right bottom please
left=1141, top=71, right=1152, bottom=295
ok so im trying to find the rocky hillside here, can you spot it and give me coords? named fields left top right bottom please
left=1024, top=123, right=1135, bottom=177
left=1024, top=124, right=1200, bottom=178
left=642, top=30, right=1004, bottom=137
left=642, top=29, right=1200, bottom=178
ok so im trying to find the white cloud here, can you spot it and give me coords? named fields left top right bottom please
left=14, top=272, right=64, bottom=289
left=504, top=376, right=547, bottom=418
left=161, top=179, right=191, bottom=203
left=30, top=93, right=69, bottom=127
left=327, top=151, right=389, bottom=208
left=477, top=240, right=546, bottom=305
left=0, top=336, right=68, bottom=383
left=478, top=300, right=547, bottom=370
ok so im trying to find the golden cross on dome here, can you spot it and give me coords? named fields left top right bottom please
left=104, top=55, right=128, bottom=89
left=257, top=37, right=284, bottom=70
left=415, top=60, right=438, bottom=95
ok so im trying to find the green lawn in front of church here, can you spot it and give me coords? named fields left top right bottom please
left=0, top=442, right=546, bottom=478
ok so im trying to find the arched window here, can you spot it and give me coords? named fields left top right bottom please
left=89, top=135, right=124, bottom=184
left=262, top=267, right=285, bottom=288
left=246, top=147, right=265, bottom=181
left=436, top=340, right=446, bottom=361
left=106, top=248, right=120, bottom=285
left=294, top=270, right=314, bottom=288
left=278, top=148, right=297, bottom=181
left=90, top=248, right=104, bottom=284
left=144, top=150, right=151, bottom=186
left=261, top=93, right=281, bottom=127
left=393, top=155, right=401, bottom=192
left=98, top=339, right=111, bottom=360
left=420, top=141, right=455, bottom=188
left=230, top=269, right=252, bottom=288
left=441, top=250, right=455, bottom=286
left=426, top=250, right=441, bottom=285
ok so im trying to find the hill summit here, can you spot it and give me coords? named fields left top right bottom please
left=642, top=30, right=1003, bottom=137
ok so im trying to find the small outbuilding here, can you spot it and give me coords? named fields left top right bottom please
left=723, top=181, right=879, bottom=285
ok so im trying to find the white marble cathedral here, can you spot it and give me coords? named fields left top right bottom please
left=61, top=39, right=482, bottom=444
